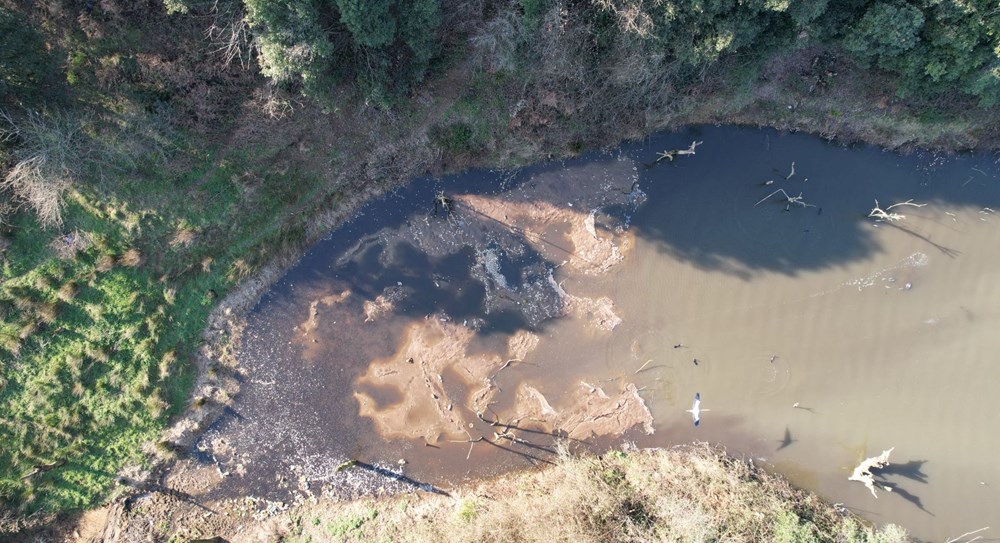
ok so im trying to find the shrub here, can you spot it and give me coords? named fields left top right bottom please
left=0, top=111, right=84, bottom=228
left=429, top=122, right=478, bottom=154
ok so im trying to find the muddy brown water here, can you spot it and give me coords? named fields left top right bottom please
left=197, top=126, right=1000, bottom=540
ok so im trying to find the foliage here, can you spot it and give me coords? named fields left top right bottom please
left=244, top=0, right=335, bottom=98
left=842, top=2, right=925, bottom=60
left=589, top=0, right=803, bottom=72
left=838, top=1, right=1000, bottom=105
left=240, top=0, right=442, bottom=106
left=0, top=7, right=62, bottom=109
left=429, top=122, right=477, bottom=153
left=774, top=510, right=821, bottom=543
left=335, top=0, right=397, bottom=48
left=326, top=507, right=378, bottom=538
left=0, top=129, right=331, bottom=518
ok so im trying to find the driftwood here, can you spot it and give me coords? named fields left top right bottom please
left=944, top=526, right=990, bottom=543
left=433, top=190, right=454, bottom=219
left=656, top=141, right=703, bottom=163
left=848, top=447, right=894, bottom=498
left=754, top=188, right=816, bottom=210
left=868, top=199, right=926, bottom=222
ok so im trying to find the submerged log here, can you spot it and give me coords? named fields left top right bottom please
left=848, top=447, right=894, bottom=498
left=655, top=140, right=703, bottom=163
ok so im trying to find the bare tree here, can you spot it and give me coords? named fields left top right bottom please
left=469, top=10, right=521, bottom=74
left=206, top=0, right=256, bottom=70
left=592, top=0, right=656, bottom=39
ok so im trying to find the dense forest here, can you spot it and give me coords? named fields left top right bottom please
left=2, top=0, right=999, bottom=530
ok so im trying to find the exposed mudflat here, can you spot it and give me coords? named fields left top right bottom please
left=177, top=126, right=1000, bottom=541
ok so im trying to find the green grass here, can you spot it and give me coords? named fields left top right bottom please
left=327, top=507, right=378, bottom=540
left=0, top=131, right=331, bottom=517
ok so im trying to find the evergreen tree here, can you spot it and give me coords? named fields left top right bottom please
left=244, top=0, right=335, bottom=95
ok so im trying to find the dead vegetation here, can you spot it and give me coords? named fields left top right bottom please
left=0, top=111, right=82, bottom=227
left=868, top=200, right=927, bottom=222
left=82, top=447, right=909, bottom=543
left=849, top=448, right=895, bottom=499
left=655, top=140, right=703, bottom=163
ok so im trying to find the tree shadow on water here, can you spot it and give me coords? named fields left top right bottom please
left=619, top=126, right=1000, bottom=278
left=872, top=458, right=932, bottom=515
left=352, top=461, right=451, bottom=496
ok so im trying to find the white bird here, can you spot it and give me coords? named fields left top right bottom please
left=687, top=392, right=709, bottom=427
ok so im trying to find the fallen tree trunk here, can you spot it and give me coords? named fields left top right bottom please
left=848, top=447, right=894, bottom=498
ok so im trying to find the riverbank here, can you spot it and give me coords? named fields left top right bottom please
left=72, top=446, right=911, bottom=542
left=3, top=13, right=999, bottom=537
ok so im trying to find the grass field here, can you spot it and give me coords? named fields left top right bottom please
left=0, top=133, right=336, bottom=518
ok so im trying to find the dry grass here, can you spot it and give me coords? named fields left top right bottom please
left=258, top=447, right=908, bottom=543
left=48, top=230, right=92, bottom=259
left=119, top=248, right=143, bottom=267
left=0, top=111, right=82, bottom=228
left=169, top=226, right=198, bottom=249
left=95, top=253, right=115, bottom=272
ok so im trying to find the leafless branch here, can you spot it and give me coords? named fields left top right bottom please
left=655, top=140, right=702, bottom=163
left=205, top=0, right=255, bottom=70
left=869, top=199, right=926, bottom=222
left=945, top=527, right=989, bottom=543
left=634, top=359, right=654, bottom=374
left=848, top=447, right=894, bottom=498
left=754, top=188, right=815, bottom=210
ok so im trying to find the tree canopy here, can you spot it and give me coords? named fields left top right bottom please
left=241, top=0, right=440, bottom=105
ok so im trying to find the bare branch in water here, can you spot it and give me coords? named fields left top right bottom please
left=754, top=188, right=816, bottom=210
left=655, top=140, right=703, bottom=163
left=869, top=199, right=927, bottom=222
left=848, top=447, right=894, bottom=498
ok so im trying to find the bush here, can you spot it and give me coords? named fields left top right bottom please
left=838, top=1, right=1000, bottom=106
left=0, top=111, right=84, bottom=228
left=429, top=122, right=478, bottom=154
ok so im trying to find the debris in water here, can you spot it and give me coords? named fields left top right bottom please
left=849, top=448, right=895, bottom=498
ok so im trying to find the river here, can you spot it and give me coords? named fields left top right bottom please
left=194, top=126, right=1000, bottom=541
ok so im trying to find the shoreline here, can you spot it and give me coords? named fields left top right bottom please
left=75, top=446, right=911, bottom=542
left=35, top=114, right=993, bottom=541
left=12, top=61, right=998, bottom=538
left=4, top=4, right=999, bottom=538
